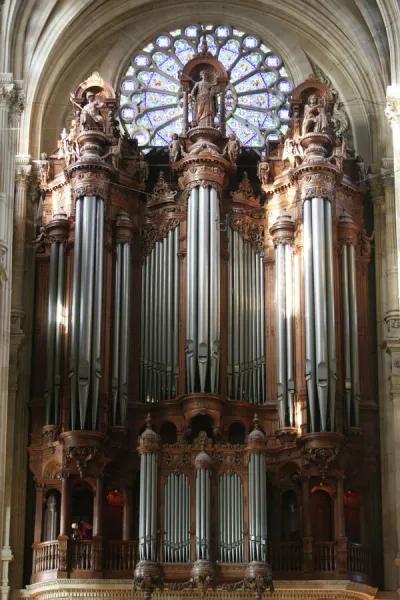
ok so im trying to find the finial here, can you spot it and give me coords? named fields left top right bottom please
left=253, top=413, right=260, bottom=430
left=145, top=413, right=153, bottom=430
left=199, top=33, right=209, bottom=55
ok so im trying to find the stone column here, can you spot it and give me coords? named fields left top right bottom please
left=0, top=76, right=25, bottom=600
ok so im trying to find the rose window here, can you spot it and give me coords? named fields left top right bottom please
left=120, top=24, right=292, bottom=149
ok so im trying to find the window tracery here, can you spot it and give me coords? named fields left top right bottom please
left=119, top=24, right=292, bottom=149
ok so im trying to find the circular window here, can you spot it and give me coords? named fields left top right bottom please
left=120, top=24, right=292, bottom=149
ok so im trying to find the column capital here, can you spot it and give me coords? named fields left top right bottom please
left=0, top=81, right=25, bottom=125
left=386, top=85, right=400, bottom=125
left=15, top=156, right=31, bottom=189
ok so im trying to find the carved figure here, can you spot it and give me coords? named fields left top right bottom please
left=360, top=230, right=374, bottom=257
left=257, top=155, right=270, bottom=185
left=168, top=133, right=184, bottom=163
left=190, top=70, right=219, bottom=127
left=282, top=138, right=303, bottom=168
left=104, top=138, right=121, bottom=169
left=33, top=226, right=46, bottom=249
left=330, top=138, right=345, bottom=170
left=224, top=133, right=241, bottom=164
left=302, top=94, right=328, bottom=135
left=79, top=91, right=105, bottom=131
left=57, top=128, right=68, bottom=160
left=39, top=153, right=50, bottom=187
left=137, top=151, right=149, bottom=183
left=356, top=155, right=368, bottom=186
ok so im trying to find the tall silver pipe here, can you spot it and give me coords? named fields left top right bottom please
left=341, top=244, right=352, bottom=425
left=148, top=248, right=155, bottom=401
left=303, top=199, right=316, bottom=431
left=91, top=198, right=104, bottom=429
left=251, top=251, right=257, bottom=403
left=45, top=242, right=58, bottom=424
left=166, top=233, right=173, bottom=398
left=140, top=259, right=146, bottom=401
left=260, top=255, right=266, bottom=401
left=285, top=243, right=294, bottom=426
left=215, top=187, right=221, bottom=393
left=239, top=235, right=245, bottom=398
left=324, top=200, right=337, bottom=430
left=276, top=242, right=286, bottom=426
left=205, top=469, right=210, bottom=559
left=139, top=453, right=146, bottom=559
left=173, top=227, right=179, bottom=396
left=259, top=453, right=267, bottom=560
left=54, top=243, right=65, bottom=424
left=312, top=197, right=328, bottom=431
left=227, top=227, right=233, bottom=397
left=196, top=469, right=200, bottom=558
left=198, top=186, right=210, bottom=392
left=249, top=454, right=255, bottom=560
left=70, top=198, right=82, bottom=429
left=233, top=229, right=240, bottom=397
left=186, top=188, right=198, bottom=392
left=120, top=242, right=130, bottom=423
left=210, top=187, right=220, bottom=393
left=255, top=253, right=261, bottom=403
left=78, top=197, right=97, bottom=428
left=112, top=245, right=122, bottom=421
left=348, top=243, right=360, bottom=426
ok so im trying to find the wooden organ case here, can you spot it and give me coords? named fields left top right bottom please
left=28, top=54, right=380, bottom=597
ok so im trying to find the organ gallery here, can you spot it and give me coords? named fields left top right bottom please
left=1, top=11, right=398, bottom=600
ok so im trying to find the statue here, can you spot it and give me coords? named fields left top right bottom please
left=168, top=133, right=184, bottom=163
left=302, top=94, right=328, bottom=135
left=79, top=91, right=105, bottom=131
left=330, top=137, right=346, bottom=170
left=282, top=138, right=303, bottom=168
left=137, top=151, right=149, bottom=184
left=104, top=138, right=121, bottom=169
left=190, top=70, right=219, bottom=127
left=224, top=133, right=241, bottom=164
left=257, top=155, right=270, bottom=185
left=360, top=229, right=374, bottom=257
left=57, top=128, right=68, bottom=160
left=356, top=155, right=368, bottom=186
left=39, top=153, right=50, bottom=187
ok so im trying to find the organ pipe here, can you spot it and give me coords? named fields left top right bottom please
left=247, top=416, right=267, bottom=562
left=138, top=416, right=159, bottom=561
left=303, top=197, right=337, bottom=432
left=338, top=211, right=361, bottom=427
left=44, top=211, right=69, bottom=425
left=186, top=186, right=221, bottom=393
left=69, top=195, right=104, bottom=430
left=163, top=473, right=190, bottom=562
left=195, top=451, right=212, bottom=560
left=140, top=228, right=180, bottom=403
left=227, top=226, right=265, bottom=403
left=112, top=209, right=133, bottom=425
left=270, top=212, right=295, bottom=428
left=217, top=473, right=244, bottom=562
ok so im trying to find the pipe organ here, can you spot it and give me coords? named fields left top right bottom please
left=29, top=59, right=379, bottom=596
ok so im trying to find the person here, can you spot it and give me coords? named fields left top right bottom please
left=190, top=70, right=219, bottom=127
left=80, top=91, right=105, bottom=131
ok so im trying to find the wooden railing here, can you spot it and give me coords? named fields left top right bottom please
left=32, top=540, right=59, bottom=573
left=31, top=539, right=371, bottom=582
left=314, top=541, right=336, bottom=571
left=268, top=541, right=302, bottom=572
left=105, top=540, right=137, bottom=571
left=70, top=540, right=93, bottom=571
left=349, top=542, right=371, bottom=574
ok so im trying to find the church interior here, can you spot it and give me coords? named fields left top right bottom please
left=1, top=3, right=400, bottom=600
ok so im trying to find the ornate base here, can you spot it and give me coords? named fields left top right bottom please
left=134, top=561, right=163, bottom=600
left=187, top=126, right=222, bottom=144
left=276, top=427, right=298, bottom=446
left=190, top=559, right=215, bottom=594
left=297, top=432, right=344, bottom=480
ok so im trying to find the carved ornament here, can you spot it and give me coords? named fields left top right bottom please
left=63, top=445, right=99, bottom=478
left=69, top=169, right=111, bottom=201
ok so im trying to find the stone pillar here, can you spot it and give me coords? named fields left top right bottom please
left=0, top=76, right=25, bottom=600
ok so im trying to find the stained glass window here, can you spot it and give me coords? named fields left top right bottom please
left=120, top=24, right=292, bottom=148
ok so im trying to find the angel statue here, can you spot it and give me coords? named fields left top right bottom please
left=79, top=91, right=105, bottom=131
left=190, top=70, right=219, bottom=127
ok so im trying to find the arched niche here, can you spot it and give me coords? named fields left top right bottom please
left=228, top=421, right=246, bottom=445
left=344, top=489, right=361, bottom=543
left=310, top=488, right=333, bottom=542
left=160, top=421, right=178, bottom=445
left=71, top=482, right=94, bottom=537
left=105, top=488, right=124, bottom=541
left=187, top=414, right=214, bottom=443
left=281, top=489, right=301, bottom=542
left=43, top=489, right=61, bottom=542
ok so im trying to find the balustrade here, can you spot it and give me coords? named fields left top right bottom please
left=32, top=541, right=59, bottom=574
left=348, top=542, right=371, bottom=575
left=314, top=542, right=336, bottom=572
left=105, top=541, right=137, bottom=572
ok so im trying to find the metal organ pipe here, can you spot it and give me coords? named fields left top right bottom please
left=195, top=452, right=212, bottom=560
left=140, top=228, right=180, bottom=403
left=185, top=186, right=221, bottom=394
left=138, top=417, right=159, bottom=562
left=69, top=195, right=104, bottom=430
left=338, top=213, right=361, bottom=427
left=302, top=197, right=337, bottom=432
left=217, top=473, right=244, bottom=562
left=248, top=417, right=267, bottom=563
left=111, top=210, right=133, bottom=425
left=45, top=211, right=69, bottom=425
left=227, top=226, right=265, bottom=403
